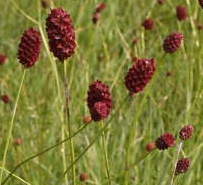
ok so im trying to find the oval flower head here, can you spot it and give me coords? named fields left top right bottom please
left=125, top=58, right=156, bottom=95
left=18, top=28, right=42, bottom=68
left=163, top=32, right=184, bottom=53
left=175, top=158, right=191, bottom=175
left=155, top=133, right=176, bottom=150
left=46, top=8, right=76, bottom=61
left=179, top=125, right=194, bottom=141
left=142, top=18, right=155, bottom=30
left=87, top=80, right=112, bottom=121
left=176, top=5, right=188, bottom=21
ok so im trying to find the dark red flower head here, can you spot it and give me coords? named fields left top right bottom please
left=95, top=2, right=106, bottom=13
left=175, top=158, right=191, bottom=175
left=157, top=0, right=165, bottom=4
left=1, top=95, right=10, bottom=104
left=18, top=28, right=42, bottom=68
left=155, top=133, right=176, bottom=150
left=46, top=8, right=76, bottom=61
left=176, top=5, right=188, bottom=21
left=142, top=18, right=155, bottom=30
left=0, top=54, right=7, bottom=65
left=125, top=58, right=156, bottom=95
left=199, top=0, right=203, bottom=8
left=179, top=125, right=194, bottom=141
left=92, top=12, right=101, bottom=24
left=87, top=80, right=112, bottom=121
left=163, top=32, right=184, bottom=53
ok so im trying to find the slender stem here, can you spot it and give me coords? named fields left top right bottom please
left=0, top=69, right=26, bottom=184
left=1, top=124, right=87, bottom=185
left=0, top=167, right=31, bottom=185
left=63, top=95, right=130, bottom=176
left=63, top=62, right=75, bottom=184
left=170, top=142, right=183, bottom=185
left=11, top=0, right=39, bottom=25
left=101, top=121, right=111, bottom=185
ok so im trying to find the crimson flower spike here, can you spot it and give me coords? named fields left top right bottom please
left=18, top=28, right=42, bottom=68
left=46, top=8, right=76, bottom=61
left=87, top=80, right=112, bottom=121
left=163, top=32, right=184, bottom=53
left=125, top=58, right=156, bottom=95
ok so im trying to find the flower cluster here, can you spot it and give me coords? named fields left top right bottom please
left=163, top=32, right=184, bottom=53
left=87, top=81, right=112, bottom=121
left=18, top=28, right=42, bottom=68
left=125, top=58, right=156, bottom=95
left=46, top=8, right=76, bottom=61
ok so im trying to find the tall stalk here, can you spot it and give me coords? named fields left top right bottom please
left=0, top=69, right=26, bottom=184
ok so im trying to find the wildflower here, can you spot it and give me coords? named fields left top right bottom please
left=155, top=133, right=176, bottom=150
left=13, top=138, right=23, bottom=145
left=46, top=8, right=76, bottom=61
left=142, top=18, right=155, bottom=30
left=83, top=116, right=92, bottom=124
left=18, top=28, right=42, bottom=68
left=1, top=95, right=10, bottom=104
left=146, top=142, right=156, bottom=152
left=87, top=81, right=112, bottom=121
left=176, top=5, right=188, bottom=21
left=179, top=125, right=194, bottom=141
left=125, top=58, right=156, bottom=95
left=163, top=32, right=184, bottom=53
left=79, top=173, right=89, bottom=182
left=175, top=158, right=191, bottom=175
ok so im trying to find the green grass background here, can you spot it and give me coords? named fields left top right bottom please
left=0, top=0, right=203, bottom=184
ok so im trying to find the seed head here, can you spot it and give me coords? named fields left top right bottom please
left=0, top=54, right=8, bottom=65
left=87, top=80, right=112, bottom=121
left=146, top=142, right=156, bottom=152
left=13, top=138, right=23, bottom=145
left=176, top=5, right=188, bottom=21
left=199, top=0, right=203, bottom=8
left=1, top=95, right=10, bottom=104
left=46, top=8, right=76, bottom=61
left=163, top=32, right=184, bottom=53
left=142, top=18, right=155, bottom=30
left=18, top=28, right=42, bottom=68
left=175, top=158, right=191, bottom=175
left=79, top=173, right=89, bottom=182
left=125, top=58, right=156, bottom=95
left=179, top=125, right=194, bottom=141
left=155, top=133, right=176, bottom=150
left=83, top=116, right=92, bottom=124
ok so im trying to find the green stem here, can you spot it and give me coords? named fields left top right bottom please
left=101, top=121, right=111, bottom=185
left=63, top=62, right=75, bottom=185
left=63, top=95, right=130, bottom=176
left=1, top=124, right=87, bottom=185
left=170, top=142, right=183, bottom=185
left=0, top=69, right=26, bottom=184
